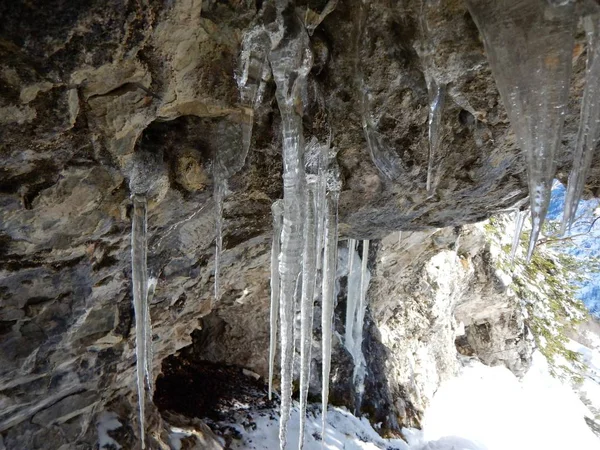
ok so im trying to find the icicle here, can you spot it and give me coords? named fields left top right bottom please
left=398, top=231, right=402, bottom=244
left=510, top=209, right=527, bottom=261
left=345, top=239, right=358, bottom=351
left=131, top=194, right=148, bottom=450
left=145, top=277, right=157, bottom=393
left=465, top=0, right=576, bottom=261
left=213, top=178, right=224, bottom=302
left=267, top=4, right=313, bottom=448
left=352, top=240, right=370, bottom=412
left=426, top=80, right=446, bottom=196
left=562, top=15, right=600, bottom=234
left=344, top=241, right=371, bottom=414
left=269, top=201, right=284, bottom=401
left=298, top=177, right=318, bottom=450
left=321, top=153, right=341, bottom=444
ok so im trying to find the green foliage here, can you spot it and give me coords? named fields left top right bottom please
left=482, top=215, right=589, bottom=380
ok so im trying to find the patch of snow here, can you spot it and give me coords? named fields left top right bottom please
left=96, top=411, right=122, bottom=450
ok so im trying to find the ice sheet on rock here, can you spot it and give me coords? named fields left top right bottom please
left=269, top=200, right=284, bottom=400
left=299, top=176, right=318, bottom=450
left=131, top=194, right=148, bottom=449
left=321, top=151, right=341, bottom=443
left=267, top=5, right=313, bottom=448
left=426, top=80, right=446, bottom=196
left=562, top=15, right=600, bottom=234
left=465, top=0, right=576, bottom=261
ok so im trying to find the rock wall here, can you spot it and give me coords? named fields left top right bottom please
left=0, top=0, right=591, bottom=449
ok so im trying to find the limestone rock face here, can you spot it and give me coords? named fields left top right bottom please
left=0, top=0, right=589, bottom=449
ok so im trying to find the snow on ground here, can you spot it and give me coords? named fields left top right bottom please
left=229, top=350, right=600, bottom=450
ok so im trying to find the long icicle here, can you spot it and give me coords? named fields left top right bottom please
left=213, top=174, right=225, bottom=302
left=267, top=3, right=312, bottom=447
left=321, top=155, right=341, bottom=445
left=352, top=240, right=370, bottom=413
left=269, top=200, right=284, bottom=400
left=562, top=15, right=600, bottom=234
left=510, top=209, right=526, bottom=261
left=465, top=0, right=576, bottom=261
left=345, top=239, right=358, bottom=351
left=131, top=194, right=148, bottom=450
left=298, top=176, right=318, bottom=450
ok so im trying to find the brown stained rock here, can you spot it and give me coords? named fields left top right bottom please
left=0, top=0, right=596, bottom=448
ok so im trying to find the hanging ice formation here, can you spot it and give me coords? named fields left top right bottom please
left=320, top=149, right=341, bottom=444
left=298, top=176, right=318, bottom=449
left=344, top=240, right=371, bottom=413
left=269, top=200, right=284, bottom=400
left=510, top=209, right=527, bottom=261
left=131, top=194, right=149, bottom=449
left=562, top=15, right=600, bottom=234
left=465, top=0, right=576, bottom=261
left=267, top=2, right=313, bottom=448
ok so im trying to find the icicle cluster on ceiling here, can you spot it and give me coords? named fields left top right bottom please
left=125, top=0, right=600, bottom=448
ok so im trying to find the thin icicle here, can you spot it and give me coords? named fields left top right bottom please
left=510, top=209, right=527, bottom=261
left=131, top=194, right=148, bottom=450
left=269, top=200, right=284, bottom=400
left=345, top=239, right=358, bottom=351
left=213, top=178, right=225, bottom=302
left=144, top=277, right=157, bottom=393
left=267, top=4, right=313, bottom=448
left=352, top=240, right=370, bottom=413
left=426, top=80, right=446, bottom=196
left=465, top=0, right=576, bottom=261
left=562, top=15, right=600, bottom=234
left=321, top=154, right=341, bottom=444
left=298, top=177, right=318, bottom=450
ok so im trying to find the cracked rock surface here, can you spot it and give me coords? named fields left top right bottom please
left=0, top=1, right=593, bottom=449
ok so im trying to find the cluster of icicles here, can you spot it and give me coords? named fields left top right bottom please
left=127, top=0, right=600, bottom=448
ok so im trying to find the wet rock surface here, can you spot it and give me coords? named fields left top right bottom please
left=0, top=1, right=591, bottom=449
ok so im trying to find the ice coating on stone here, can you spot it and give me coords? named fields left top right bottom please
left=237, top=28, right=270, bottom=108
left=267, top=4, right=312, bottom=448
left=298, top=177, right=318, bottom=450
left=321, top=155, right=341, bottom=443
left=465, top=0, right=576, bottom=261
left=510, top=209, right=527, bottom=261
left=345, top=239, right=358, bottom=352
left=562, top=15, right=600, bottom=234
left=145, top=276, right=157, bottom=393
left=269, top=201, right=284, bottom=400
left=426, top=80, right=446, bottom=195
left=352, top=0, right=406, bottom=182
left=131, top=194, right=148, bottom=449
